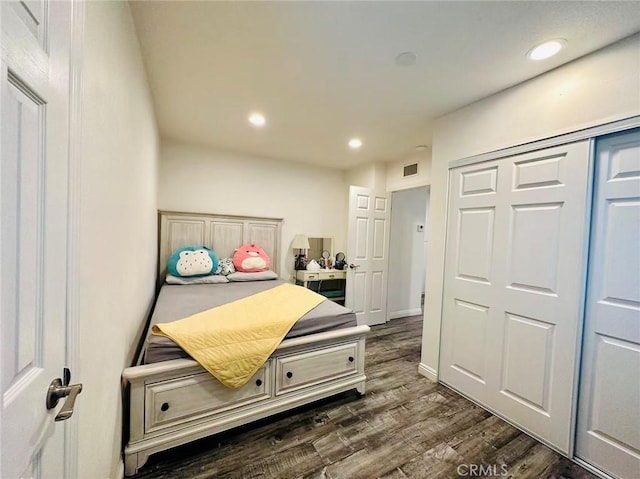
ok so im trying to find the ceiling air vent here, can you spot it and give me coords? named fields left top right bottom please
left=403, top=163, right=418, bottom=177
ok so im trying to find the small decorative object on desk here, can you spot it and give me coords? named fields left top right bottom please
left=306, top=259, right=321, bottom=271
left=334, top=252, right=346, bottom=270
left=321, top=250, right=330, bottom=269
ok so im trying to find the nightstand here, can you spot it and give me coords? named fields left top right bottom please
left=296, top=269, right=347, bottom=303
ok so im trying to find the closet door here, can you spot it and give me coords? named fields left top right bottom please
left=440, top=141, right=591, bottom=453
left=576, top=129, right=640, bottom=478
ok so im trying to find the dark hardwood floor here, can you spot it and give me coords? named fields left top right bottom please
left=133, top=315, right=597, bottom=479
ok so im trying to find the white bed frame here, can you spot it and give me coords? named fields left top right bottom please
left=122, top=211, right=369, bottom=476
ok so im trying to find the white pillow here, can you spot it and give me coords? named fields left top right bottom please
left=227, top=270, right=278, bottom=282
left=165, top=273, right=229, bottom=285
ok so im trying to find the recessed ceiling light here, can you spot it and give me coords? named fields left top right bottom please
left=348, top=138, right=363, bottom=149
left=527, top=39, right=566, bottom=61
left=395, top=51, right=417, bottom=66
left=248, top=112, right=266, bottom=127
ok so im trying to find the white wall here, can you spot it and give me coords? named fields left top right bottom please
left=344, top=161, right=388, bottom=191
left=421, top=34, right=640, bottom=378
left=388, top=187, right=429, bottom=319
left=159, top=140, right=347, bottom=281
left=78, top=2, right=159, bottom=478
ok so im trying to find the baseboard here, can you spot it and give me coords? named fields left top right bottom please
left=418, top=362, right=437, bottom=382
left=572, top=458, right=613, bottom=479
left=388, top=308, right=422, bottom=320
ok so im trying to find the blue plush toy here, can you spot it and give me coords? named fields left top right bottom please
left=167, top=246, right=219, bottom=277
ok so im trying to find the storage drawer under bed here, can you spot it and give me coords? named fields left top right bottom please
left=275, top=341, right=359, bottom=395
left=144, top=365, right=270, bottom=434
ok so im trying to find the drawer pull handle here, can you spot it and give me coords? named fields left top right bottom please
left=329, top=275, right=334, bottom=278
left=255, top=379, right=263, bottom=387
left=348, top=356, right=354, bottom=363
left=160, top=402, right=170, bottom=412
left=286, top=371, right=293, bottom=379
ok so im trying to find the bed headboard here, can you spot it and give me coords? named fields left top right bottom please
left=158, top=211, right=283, bottom=281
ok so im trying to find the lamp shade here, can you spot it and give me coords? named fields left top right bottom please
left=291, top=234, right=310, bottom=250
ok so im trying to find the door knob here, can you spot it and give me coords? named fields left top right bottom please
left=349, top=264, right=360, bottom=269
left=46, top=368, right=82, bottom=421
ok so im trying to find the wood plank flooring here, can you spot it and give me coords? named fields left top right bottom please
left=133, top=315, right=598, bottom=479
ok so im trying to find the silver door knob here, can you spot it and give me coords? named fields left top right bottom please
left=349, top=264, right=360, bottom=269
left=46, top=368, right=82, bottom=421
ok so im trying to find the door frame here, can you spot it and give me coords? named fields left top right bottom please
left=64, top=1, right=85, bottom=477
left=428, top=115, right=640, bottom=463
left=448, top=116, right=640, bottom=170
left=386, top=185, right=430, bottom=321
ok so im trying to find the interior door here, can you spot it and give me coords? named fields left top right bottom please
left=1, top=1, right=74, bottom=477
left=345, top=186, right=391, bottom=326
left=439, top=141, right=591, bottom=453
left=576, top=129, right=640, bottom=478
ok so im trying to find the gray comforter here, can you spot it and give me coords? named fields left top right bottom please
left=143, top=279, right=357, bottom=364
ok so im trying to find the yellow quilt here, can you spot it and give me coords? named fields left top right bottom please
left=152, top=283, right=325, bottom=388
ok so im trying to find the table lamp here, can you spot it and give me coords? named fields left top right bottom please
left=291, top=234, right=310, bottom=270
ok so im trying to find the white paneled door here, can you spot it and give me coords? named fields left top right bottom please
left=576, top=129, right=640, bottom=478
left=346, top=186, right=391, bottom=326
left=1, top=1, right=75, bottom=477
left=440, top=141, right=591, bottom=453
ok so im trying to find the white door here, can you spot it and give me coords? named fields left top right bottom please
left=576, top=129, right=640, bottom=478
left=345, top=186, right=391, bottom=326
left=440, top=141, right=591, bottom=453
left=1, top=1, right=76, bottom=477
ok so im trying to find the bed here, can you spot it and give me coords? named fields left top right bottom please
left=122, top=211, right=370, bottom=476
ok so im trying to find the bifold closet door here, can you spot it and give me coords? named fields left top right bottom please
left=576, top=129, right=640, bottom=478
left=440, top=141, right=591, bottom=453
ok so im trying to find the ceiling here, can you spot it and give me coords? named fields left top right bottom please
left=130, top=1, right=640, bottom=169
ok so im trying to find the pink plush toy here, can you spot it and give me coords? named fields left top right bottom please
left=232, top=243, right=271, bottom=272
